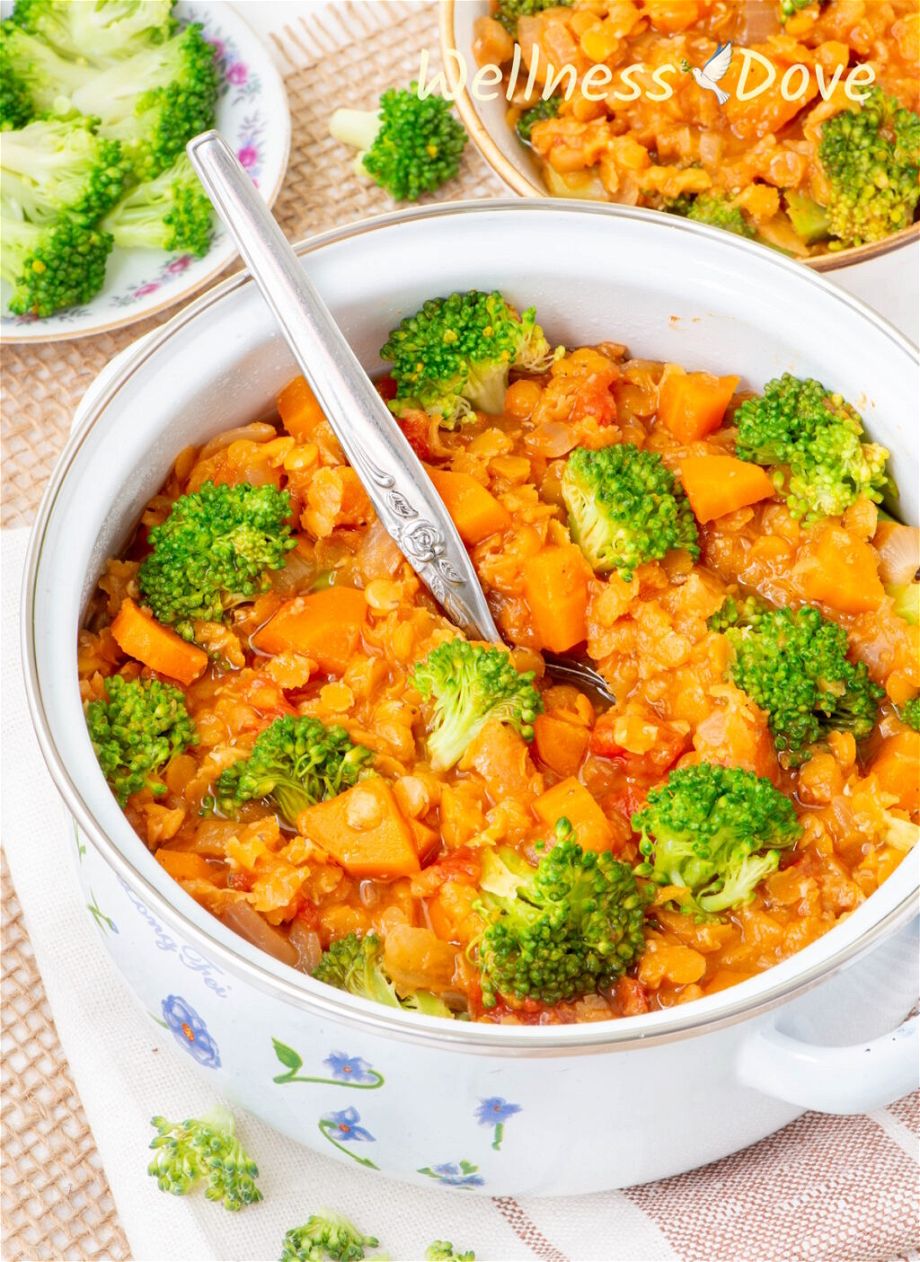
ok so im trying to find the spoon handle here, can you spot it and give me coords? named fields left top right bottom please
left=187, top=130, right=501, bottom=643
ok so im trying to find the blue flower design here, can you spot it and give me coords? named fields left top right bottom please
left=476, top=1096, right=522, bottom=1150
left=419, top=1161, right=485, bottom=1189
left=325, top=1106, right=374, bottom=1143
left=324, top=1051, right=376, bottom=1084
left=161, top=995, right=221, bottom=1068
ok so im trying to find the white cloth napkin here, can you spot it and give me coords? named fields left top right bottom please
left=1, top=528, right=680, bottom=1262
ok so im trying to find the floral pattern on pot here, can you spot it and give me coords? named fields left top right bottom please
left=161, top=995, right=221, bottom=1068
left=271, top=1039, right=384, bottom=1089
left=318, top=1107, right=378, bottom=1169
left=476, top=1096, right=522, bottom=1151
left=87, top=892, right=118, bottom=935
left=418, top=1160, right=485, bottom=1189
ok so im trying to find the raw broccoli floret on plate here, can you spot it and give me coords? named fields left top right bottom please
left=329, top=83, right=467, bottom=202
left=562, top=443, right=699, bottom=581
left=0, top=201, right=112, bottom=315
left=632, top=763, right=802, bottom=915
left=86, top=673, right=197, bottom=805
left=0, top=115, right=131, bottom=222
left=10, top=0, right=177, bottom=65
left=103, top=152, right=213, bottom=255
left=380, top=289, right=555, bottom=426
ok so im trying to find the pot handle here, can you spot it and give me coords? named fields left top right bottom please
left=737, top=1012, right=918, bottom=1114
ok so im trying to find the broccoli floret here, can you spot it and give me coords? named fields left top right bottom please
left=0, top=203, right=112, bottom=316
left=412, top=639, right=542, bottom=772
left=86, top=674, right=197, bottom=806
left=103, top=152, right=212, bottom=255
left=426, top=1244, right=475, bottom=1262
left=684, top=193, right=754, bottom=238
left=380, top=290, right=555, bottom=425
left=900, top=697, right=920, bottom=731
left=562, top=443, right=699, bottom=581
left=0, top=47, right=33, bottom=129
left=474, top=825, right=649, bottom=1008
left=148, top=1106, right=261, bottom=1211
left=11, top=0, right=177, bottom=64
left=818, top=89, right=920, bottom=249
left=1, top=116, right=131, bottom=223
left=68, top=22, right=218, bottom=179
left=138, top=481, right=294, bottom=639
left=733, top=373, right=889, bottom=522
left=516, top=96, right=560, bottom=143
left=779, top=0, right=819, bottom=21
left=215, top=716, right=372, bottom=825
left=633, top=764, right=802, bottom=915
left=709, top=597, right=884, bottom=765
left=313, top=932, right=454, bottom=1017
left=329, top=84, right=466, bottom=202
left=495, top=0, right=573, bottom=35
left=280, top=1212, right=379, bottom=1262
left=0, top=20, right=88, bottom=114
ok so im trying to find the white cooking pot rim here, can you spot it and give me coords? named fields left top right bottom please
left=22, top=198, right=920, bottom=1054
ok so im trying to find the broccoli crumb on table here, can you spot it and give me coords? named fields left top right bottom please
left=79, top=288, right=919, bottom=1025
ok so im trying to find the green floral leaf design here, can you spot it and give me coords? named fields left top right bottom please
left=272, top=1038, right=303, bottom=1075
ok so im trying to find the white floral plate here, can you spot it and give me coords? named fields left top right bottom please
left=0, top=0, right=290, bottom=344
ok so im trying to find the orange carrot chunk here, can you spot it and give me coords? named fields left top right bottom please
left=156, top=850, right=214, bottom=882
left=253, top=586, right=367, bottom=674
left=523, top=545, right=589, bottom=652
left=111, top=598, right=207, bottom=685
left=534, top=776, right=612, bottom=852
left=680, top=455, right=775, bottom=523
left=871, top=730, right=920, bottom=814
left=297, top=779, right=421, bottom=878
left=533, top=714, right=590, bottom=779
left=658, top=368, right=740, bottom=443
left=425, top=464, right=511, bottom=544
left=277, top=375, right=326, bottom=441
left=799, top=527, right=885, bottom=614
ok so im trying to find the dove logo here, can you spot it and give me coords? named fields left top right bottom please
left=690, top=42, right=734, bottom=106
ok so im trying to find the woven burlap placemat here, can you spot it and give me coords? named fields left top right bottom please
left=1, top=6, right=503, bottom=1258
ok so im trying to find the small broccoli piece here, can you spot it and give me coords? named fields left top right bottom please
left=818, top=89, right=920, bottom=248
left=633, top=764, right=802, bottom=915
left=562, top=443, right=699, bottom=581
left=148, top=1106, right=261, bottom=1211
left=495, top=0, right=572, bottom=34
left=215, top=716, right=372, bottom=825
left=313, top=932, right=454, bottom=1017
left=709, top=597, right=884, bottom=765
left=0, top=46, right=33, bottom=129
left=684, top=193, right=754, bottom=239
left=0, top=202, right=112, bottom=316
left=426, top=1244, right=475, bottom=1262
left=280, top=1213, right=379, bottom=1262
left=900, top=697, right=920, bottom=731
left=0, top=116, right=131, bottom=223
left=412, top=639, right=542, bottom=772
left=103, top=153, right=212, bottom=256
left=138, top=481, right=294, bottom=639
left=785, top=190, right=830, bottom=245
left=11, top=0, right=177, bottom=65
left=68, top=22, right=218, bottom=179
left=733, top=373, right=889, bottom=522
left=329, top=84, right=466, bottom=202
left=86, top=674, right=196, bottom=806
left=516, top=96, right=560, bottom=143
left=0, top=19, right=89, bottom=114
left=381, top=289, right=555, bottom=426
left=475, top=824, right=649, bottom=1008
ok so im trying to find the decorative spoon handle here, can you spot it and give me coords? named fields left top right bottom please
left=187, top=130, right=501, bottom=643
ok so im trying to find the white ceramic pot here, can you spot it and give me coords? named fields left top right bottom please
left=24, top=203, right=920, bottom=1196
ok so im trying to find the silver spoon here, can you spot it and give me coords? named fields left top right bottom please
left=187, top=131, right=613, bottom=706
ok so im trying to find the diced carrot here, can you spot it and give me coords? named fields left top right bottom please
left=871, top=730, right=920, bottom=813
left=425, top=465, right=511, bottom=544
left=111, top=598, right=207, bottom=685
left=277, top=375, right=325, bottom=441
left=410, top=818, right=440, bottom=865
left=534, top=776, right=612, bottom=852
left=156, top=850, right=214, bottom=883
left=523, top=545, right=589, bottom=652
left=680, top=455, right=775, bottom=523
left=297, top=779, right=420, bottom=878
left=799, top=527, right=885, bottom=614
left=382, top=924, right=459, bottom=994
left=253, top=586, right=367, bottom=674
left=657, top=368, right=739, bottom=443
left=533, top=714, right=590, bottom=778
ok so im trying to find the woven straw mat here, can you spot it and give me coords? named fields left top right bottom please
left=1, top=5, right=500, bottom=1258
